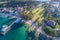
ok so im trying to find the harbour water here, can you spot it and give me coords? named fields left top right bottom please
left=0, top=17, right=29, bottom=40
left=0, top=23, right=29, bottom=40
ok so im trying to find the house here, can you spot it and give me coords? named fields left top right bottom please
left=10, top=9, right=18, bottom=15
left=49, top=6, right=55, bottom=13
left=15, top=18, right=21, bottom=23
left=50, top=1, right=60, bottom=12
left=51, top=2, right=59, bottom=8
left=47, top=20, right=57, bottom=28
left=39, top=33, right=53, bottom=40
left=56, top=13, right=60, bottom=18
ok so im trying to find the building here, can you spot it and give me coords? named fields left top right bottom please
left=47, top=20, right=57, bottom=28
left=56, top=13, right=60, bottom=18
left=39, top=33, right=53, bottom=40
left=43, top=20, right=57, bottom=28
left=51, top=1, right=59, bottom=8
left=52, top=0, right=60, bottom=2
left=37, top=0, right=51, bottom=2
left=0, top=0, right=35, bottom=2
left=50, top=1, right=60, bottom=12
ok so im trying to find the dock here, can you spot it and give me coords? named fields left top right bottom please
left=1, top=20, right=15, bottom=35
left=1, top=18, right=23, bottom=35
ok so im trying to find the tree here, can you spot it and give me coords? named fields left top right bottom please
left=44, top=27, right=57, bottom=37
left=23, top=10, right=33, bottom=20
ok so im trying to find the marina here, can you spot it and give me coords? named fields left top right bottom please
left=0, top=16, right=28, bottom=40
left=0, top=16, right=16, bottom=35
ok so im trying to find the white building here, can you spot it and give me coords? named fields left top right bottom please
left=37, top=0, right=51, bottom=2
left=50, top=1, right=60, bottom=12
left=51, top=1, right=59, bottom=8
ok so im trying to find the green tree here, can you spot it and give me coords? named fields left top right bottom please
left=44, top=27, right=57, bottom=37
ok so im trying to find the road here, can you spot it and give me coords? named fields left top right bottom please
left=24, top=20, right=53, bottom=39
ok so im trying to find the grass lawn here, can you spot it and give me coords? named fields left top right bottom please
left=56, top=24, right=60, bottom=28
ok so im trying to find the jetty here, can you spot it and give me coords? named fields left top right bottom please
left=0, top=18, right=22, bottom=35
left=1, top=20, right=15, bottom=35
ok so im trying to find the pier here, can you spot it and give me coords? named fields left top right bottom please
left=0, top=18, right=19, bottom=35
left=0, top=17, right=23, bottom=35
left=1, top=20, right=16, bottom=35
